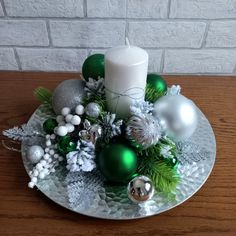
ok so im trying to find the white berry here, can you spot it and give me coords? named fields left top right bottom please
left=49, top=149, right=55, bottom=155
left=41, top=160, right=47, bottom=166
left=65, top=114, right=73, bottom=123
left=75, top=104, right=85, bottom=115
left=56, top=115, right=64, bottom=123
left=36, top=163, right=43, bottom=171
left=31, top=177, right=38, bottom=183
left=71, top=115, right=81, bottom=125
left=65, top=123, right=75, bottom=133
left=46, top=134, right=51, bottom=140
left=57, top=126, right=68, bottom=136
left=54, top=154, right=59, bottom=159
left=28, top=182, right=35, bottom=188
left=61, top=107, right=71, bottom=116
left=46, top=140, right=52, bottom=147
left=44, top=153, right=50, bottom=160
left=50, top=134, right=56, bottom=140
left=39, top=172, right=45, bottom=179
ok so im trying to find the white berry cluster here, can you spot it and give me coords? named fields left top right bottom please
left=55, top=105, right=85, bottom=137
left=28, top=134, right=64, bottom=188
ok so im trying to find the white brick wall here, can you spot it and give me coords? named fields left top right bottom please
left=0, top=0, right=236, bottom=74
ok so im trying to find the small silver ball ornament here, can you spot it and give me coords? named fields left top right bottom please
left=85, top=102, right=100, bottom=118
left=52, top=79, right=86, bottom=115
left=153, top=94, right=198, bottom=141
left=27, top=145, right=44, bottom=164
left=127, top=175, right=154, bottom=203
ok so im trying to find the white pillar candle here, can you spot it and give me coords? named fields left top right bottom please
left=105, top=43, right=148, bottom=118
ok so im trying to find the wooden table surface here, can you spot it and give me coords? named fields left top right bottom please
left=0, top=72, right=235, bottom=236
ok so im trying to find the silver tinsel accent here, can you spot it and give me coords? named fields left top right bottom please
left=66, top=170, right=104, bottom=210
left=176, top=141, right=211, bottom=165
left=126, top=114, right=162, bottom=149
left=66, top=140, right=96, bottom=172
left=2, top=124, right=41, bottom=141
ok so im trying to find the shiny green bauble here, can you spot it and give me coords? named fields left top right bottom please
left=98, top=144, right=138, bottom=184
left=57, top=136, right=77, bottom=155
left=43, top=118, right=57, bottom=134
left=147, top=73, right=167, bottom=93
left=82, top=54, right=105, bottom=81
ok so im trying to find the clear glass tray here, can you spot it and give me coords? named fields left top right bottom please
left=21, top=105, right=216, bottom=220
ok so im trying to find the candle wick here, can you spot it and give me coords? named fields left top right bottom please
left=125, top=37, right=130, bottom=47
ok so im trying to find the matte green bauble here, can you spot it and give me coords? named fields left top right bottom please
left=98, top=144, right=138, bottom=183
left=147, top=73, right=167, bottom=93
left=57, top=136, right=77, bottom=155
left=82, top=54, right=105, bottom=81
left=43, top=118, right=57, bottom=134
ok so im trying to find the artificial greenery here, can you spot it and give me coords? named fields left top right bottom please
left=145, top=83, right=165, bottom=103
left=34, top=87, right=52, bottom=104
left=138, top=157, right=180, bottom=194
left=137, top=138, right=180, bottom=193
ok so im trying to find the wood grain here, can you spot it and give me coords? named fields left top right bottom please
left=0, top=72, right=235, bottom=236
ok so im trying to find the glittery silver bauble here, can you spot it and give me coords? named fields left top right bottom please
left=127, top=175, right=154, bottom=203
left=27, top=145, right=44, bottom=164
left=126, top=114, right=162, bottom=149
left=52, top=79, right=86, bottom=115
left=153, top=94, right=198, bottom=141
left=85, top=102, right=100, bottom=118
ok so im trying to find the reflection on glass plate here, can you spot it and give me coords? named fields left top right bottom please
left=21, top=105, right=216, bottom=220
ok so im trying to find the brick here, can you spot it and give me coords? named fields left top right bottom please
left=4, top=0, right=84, bottom=17
left=146, top=50, right=162, bottom=72
left=0, top=20, right=49, bottom=46
left=127, top=0, right=168, bottom=18
left=128, top=21, right=206, bottom=48
left=0, top=3, right=4, bottom=16
left=164, top=50, right=236, bottom=74
left=170, top=0, right=236, bottom=19
left=87, top=0, right=126, bottom=18
left=206, top=21, right=236, bottom=48
left=50, top=21, right=126, bottom=47
left=0, top=48, right=18, bottom=70
left=17, top=48, right=88, bottom=71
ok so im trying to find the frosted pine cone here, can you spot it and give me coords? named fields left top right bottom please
left=126, top=114, right=162, bottom=149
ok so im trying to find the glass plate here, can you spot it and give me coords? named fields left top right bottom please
left=21, top=105, right=216, bottom=220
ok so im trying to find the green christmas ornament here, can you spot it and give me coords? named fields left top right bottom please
left=43, top=118, right=57, bottom=134
left=82, top=54, right=105, bottom=81
left=57, top=136, right=77, bottom=155
left=98, top=144, right=138, bottom=183
left=147, top=73, right=167, bottom=93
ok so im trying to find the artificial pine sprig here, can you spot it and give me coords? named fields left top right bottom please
left=138, top=157, right=180, bottom=193
left=145, top=83, right=165, bottom=103
left=34, top=87, right=52, bottom=104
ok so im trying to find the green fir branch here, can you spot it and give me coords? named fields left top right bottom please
left=145, top=84, right=165, bottom=103
left=137, top=137, right=179, bottom=193
left=34, top=87, right=52, bottom=104
left=138, top=158, right=180, bottom=193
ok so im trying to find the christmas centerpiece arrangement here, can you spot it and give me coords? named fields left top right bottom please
left=3, top=41, right=216, bottom=219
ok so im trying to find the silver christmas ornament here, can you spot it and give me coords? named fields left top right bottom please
left=126, top=114, right=162, bottom=149
left=85, top=102, right=100, bottom=118
left=127, top=175, right=154, bottom=203
left=27, top=145, right=44, bottom=164
left=153, top=94, right=198, bottom=141
left=52, top=79, right=86, bottom=115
